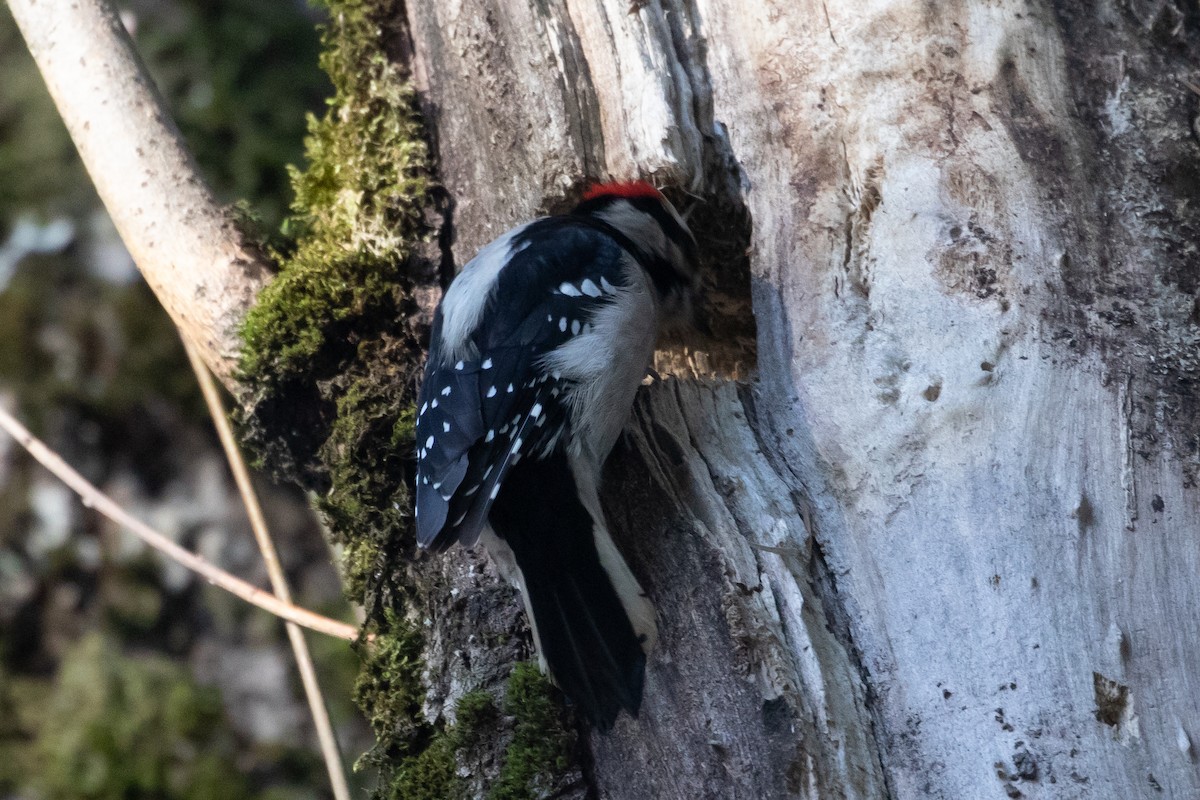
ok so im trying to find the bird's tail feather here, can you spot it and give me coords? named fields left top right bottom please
left=520, top=555, right=646, bottom=730
left=488, top=451, right=651, bottom=731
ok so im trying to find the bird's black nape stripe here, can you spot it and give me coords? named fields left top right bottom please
left=488, top=451, right=645, bottom=732
left=570, top=201, right=691, bottom=301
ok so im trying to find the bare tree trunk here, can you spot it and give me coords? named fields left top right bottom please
left=405, top=0, right=1200, bottom=797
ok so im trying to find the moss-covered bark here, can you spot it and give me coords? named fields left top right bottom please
left=236, top=0, right=437, bottom=793
left=237, top=2, right=578, bottom=797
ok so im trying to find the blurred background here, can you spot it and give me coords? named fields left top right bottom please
left=0, top=2, right=373, bottom=797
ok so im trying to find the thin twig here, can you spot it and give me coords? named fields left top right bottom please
left=184, top=341, right=353, bottom=800
left=0, top=405, right=359, bottom=642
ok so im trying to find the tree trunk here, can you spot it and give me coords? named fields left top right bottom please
left=404, top=1, right=1200, bottom=797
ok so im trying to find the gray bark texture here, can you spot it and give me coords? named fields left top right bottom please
left=403, top=0, right=1200, bottom=798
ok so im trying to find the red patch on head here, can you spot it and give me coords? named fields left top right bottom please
left=581, top=180, right=663, bottom=202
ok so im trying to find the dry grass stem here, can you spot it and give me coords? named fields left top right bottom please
left=184, top=340, right=352, bottom=800
left=0, top=405, right=359, bottom=642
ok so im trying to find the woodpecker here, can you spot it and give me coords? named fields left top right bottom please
left=413, top=181, right=699, bottom=730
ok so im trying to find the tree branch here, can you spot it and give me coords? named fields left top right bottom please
left=0, top=405, right=359, bottom=642
left=7, top=0, right=270, bottom=388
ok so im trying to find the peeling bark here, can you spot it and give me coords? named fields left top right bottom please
left=405, top=0, right=1200, bottom=797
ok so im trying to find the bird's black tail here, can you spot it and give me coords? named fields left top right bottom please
left=488, top=451, right=651, bottom=731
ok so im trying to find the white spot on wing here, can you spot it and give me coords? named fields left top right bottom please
left=455, top=360, right=464, bottom=370
left=531, top=403, right=543, bottom=417
left=490, top=484, right=501, bottom=499
left=600, top=276, right=617, bottom=294
left=507, top=383, right=514, bottom=393
left=512, top=438, right=523, bottom=453
left=441, top=386, right=452, bottom=396
left=487, top=386, right=497, bottom=398
left=482, top=357, right=493, bottom=369
left=559, top=317, right=567, bottom=332
left=571, top=319, right=581, bottom=335
left=425, top=435, right=434, bottom=449
left=431, top=399, right=438, bottom=408
left=559, top=282, right=582, bottom=297
left=443, top=421, right=450, bottom=432
left=485, top=429, right=495, bottom=442
left=464, top=484, right=479, bottom=496
left=420, top=402, right=428, bottom=414
left=580, top=278, right=601, bottom=297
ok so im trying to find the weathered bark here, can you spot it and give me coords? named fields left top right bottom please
left=406, top=0, right=1200, bottom=797
left=7, top=0, right=269, bottom=388
left=18, top=0, right=1200, bottom=795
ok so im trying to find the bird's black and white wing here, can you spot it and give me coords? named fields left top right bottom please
left=414, top=218, right=631, bottom=552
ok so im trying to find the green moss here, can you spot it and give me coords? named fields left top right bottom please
left=353, top=633, right=507, bottom=800
left=239, top=0, right=430, bottom=389
left=234, top=2, right=581, bottom=797
left=236, top=0, right=431, bottom=505
left=234, top=0, right=442, bottom=793
left=353, top=611, right=426, bottom=765
left=351, top=662, right=570, bottom=799
left=452, top=690, right=499, bottom=750
left=355, top=623, right=573, bottom=800
left=387, top=735, right=459, bottom=800
left=376, top=687, right=505, bottom=800
left=492, top=664, right=575, bottom=800
left=316, top=373, right=415, bottom=600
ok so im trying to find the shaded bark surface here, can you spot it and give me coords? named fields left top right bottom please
left=402, top=0, right=1200, bottom=798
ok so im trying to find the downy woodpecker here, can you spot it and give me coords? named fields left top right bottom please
left=414, top=181, right=699, bottom=730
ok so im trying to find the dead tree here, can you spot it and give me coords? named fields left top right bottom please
left=14, top=0, right=1200, bottom=796
left=404, top=1, right=1200, bottom=797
